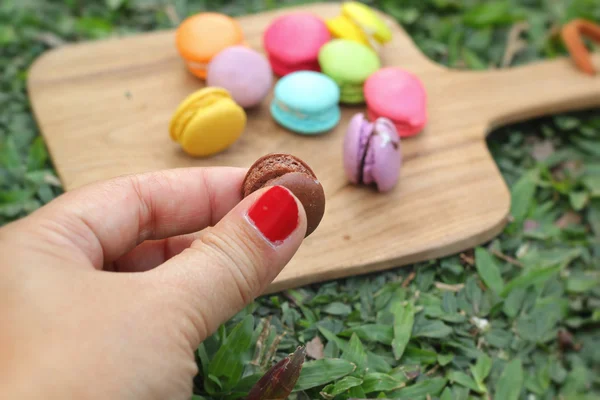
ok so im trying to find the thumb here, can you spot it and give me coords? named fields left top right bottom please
left=153, top=185, right=308, bottom=345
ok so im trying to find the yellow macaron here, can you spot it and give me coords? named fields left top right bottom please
left=169, top=87, right=246, bottom=157
left=326, top=2, right=392, bottom=48
left=326, top=15, right=371, bottom=47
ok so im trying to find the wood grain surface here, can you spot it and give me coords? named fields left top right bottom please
left=27, top=3, right=600, bottom=293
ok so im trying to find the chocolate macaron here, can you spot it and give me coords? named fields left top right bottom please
left=242, top=154, right=325, bottom=237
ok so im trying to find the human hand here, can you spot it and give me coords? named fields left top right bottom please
left=0, top=167, right=308, bottom=400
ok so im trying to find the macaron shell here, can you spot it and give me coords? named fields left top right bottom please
left=242, top=153, right=317, bottom=197
left=268, top=56, right=321, bottom=77
left=339, top=84, right=367, bottom=104
left=271, top=71, right=341, bottom=134
left=367, top=109, right=425, bottom=138
left=362, top=118, right=401, bottom=192
left=263, top=13, right=331, bottom=75
left=274, top=71, right=340, bottom=114
left=364, top=67, right=427, bottom=138
left=319, top=39, right=380, bottom=84
left=268, top=172, right=325, bottom=237
left=176, top=13, right=245, bottom=63
left=178, top=97, right=246, bottom=157
left=343, top=113, right=371, bottom=184
left=169, top=87, right=231, bottom=141
left=206, top=46, right=273, bottom=108
left=325, top=15, right=370, bottom=46
left=271, top=101, right=340, bottom=135
left=342, top=1, right=392, bottom=44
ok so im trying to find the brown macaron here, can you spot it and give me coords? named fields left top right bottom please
left=242, top=153, right=325, bottom=237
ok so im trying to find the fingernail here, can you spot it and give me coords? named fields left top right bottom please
left=247, top=186, right=299, bottom=245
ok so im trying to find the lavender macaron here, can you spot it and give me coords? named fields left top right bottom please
left=207, top=46, right=273, bottom=108
left=343, top=113, right=401, bottom=192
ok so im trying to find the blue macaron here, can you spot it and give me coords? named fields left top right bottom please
left=270, top=70, right=341, bottom=134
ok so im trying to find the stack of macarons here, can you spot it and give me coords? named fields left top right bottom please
left=167, top=2, right=429, bottom=193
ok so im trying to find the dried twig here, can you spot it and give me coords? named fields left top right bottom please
left=36, top=32, right=66, bottom=48
left=501, top=22, right=529, bottom=67
left=164, top=4, right=180, bottom=26
left=402, top=271, right=416, bottom=288
left=490, top=248, right=524, bottom=268
left=434, top=282, right=465, bottom=292
left=262, top=332, right=286, bottom=369
left=251, top=317, right=272, bottom=366
left=460, top=253, right=474, bottom=266
left=425, top=364, right=440, bottom=376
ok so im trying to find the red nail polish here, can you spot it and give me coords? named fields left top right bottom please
left=247, top=186, right=299, bottom=244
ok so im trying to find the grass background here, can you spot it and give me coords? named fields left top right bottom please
left=1, top=0, right=600, bottom=399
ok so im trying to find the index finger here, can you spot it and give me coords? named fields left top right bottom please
left=20, top=167, right=247, bottom=268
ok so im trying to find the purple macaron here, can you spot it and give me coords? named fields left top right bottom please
left=206, top=46, right=273, bottom=108
left=343, top=113, right=402, bottom=192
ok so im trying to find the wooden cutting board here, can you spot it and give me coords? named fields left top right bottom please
left=27, top=3, right=600, bottom=293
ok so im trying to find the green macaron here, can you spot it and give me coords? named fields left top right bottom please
left=318, top=39, right=380, bottom=104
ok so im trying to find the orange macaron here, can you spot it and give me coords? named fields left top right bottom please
left=175, top=12, right=245, bottom=79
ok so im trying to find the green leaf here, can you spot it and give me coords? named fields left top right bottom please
left=470, top=353, right=492, bottom=393
left=321, top=376, right=363, bottom=396
left=470, top=353, right=492, bottom=384
left=362, top=373, right=406, bottom=393
left=366, top=351, right=392, bottom=373
left=412, top=319, right=452, bottom=339
left=494, top=359, right=524, bottom=400
left=105, top=0, right=126, bottom=10
left=322, top=302, right=352, bottom=316
left=509, top=169, right=539, bottom=224
left=403, top=346, right=438, bottom=365
left=208, top=315, right=254, bottom=385
left=390, top=300, right=415, bottom=360
left=0, top=25, right=17, bottom=45
left=340, top=324, right=392, bottom=345
left=569, top=191, right=589, bottom=211
left=294, top=359, right=356, bottom=391
left=463, top=48, right=487, bottom=70
left=342, top=334, right=367, bottom=373
left=566, top=274, right=600, bottom=293
left=389, top=377, right=448, bottom=399
left=26, top=136, right=48, bottom=171
left=582, top=175, right=600, bottom=197
left=555, top=115, right=580, bottom=130
left=463, top=1, right=523, bottom=27
left=0, top=136, right=21, bottom=169
left=440, top=387, right=453, bottom=400
left=501, top=265, right=562, bottom=297
left=447, top=370, right=484, bottom=393
left=317, top=325, right=348, bottom=352
left=503, top=288, right=526, bottom=318
left=75, top=17, right=113, bottom=38
left=474, top=247, right=504, bottom=294
left=437, top=353, right=454, bottom=366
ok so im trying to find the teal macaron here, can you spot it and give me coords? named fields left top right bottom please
left=318, top=38, right=380, bottom=104
left=270, top=70, right=341, bottom=134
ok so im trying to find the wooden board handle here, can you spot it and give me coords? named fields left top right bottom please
left=448, top=53, right=600, bottom=135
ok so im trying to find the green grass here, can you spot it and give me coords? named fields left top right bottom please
left=2, top=0, right=600, bottom=399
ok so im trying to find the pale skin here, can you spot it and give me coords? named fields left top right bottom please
left=0, top=167, right=308, bottom=400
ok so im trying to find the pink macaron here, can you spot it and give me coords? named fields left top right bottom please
left=206, top=46, right=273, bottom=108
left=263, top=13, right=331, bottom=77
left=364, top=67, right=427, bottom=138
left=343, top=113, right=402, bottom=192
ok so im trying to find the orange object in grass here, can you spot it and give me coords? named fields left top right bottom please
left=561, top=18, right=600, bottom=76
